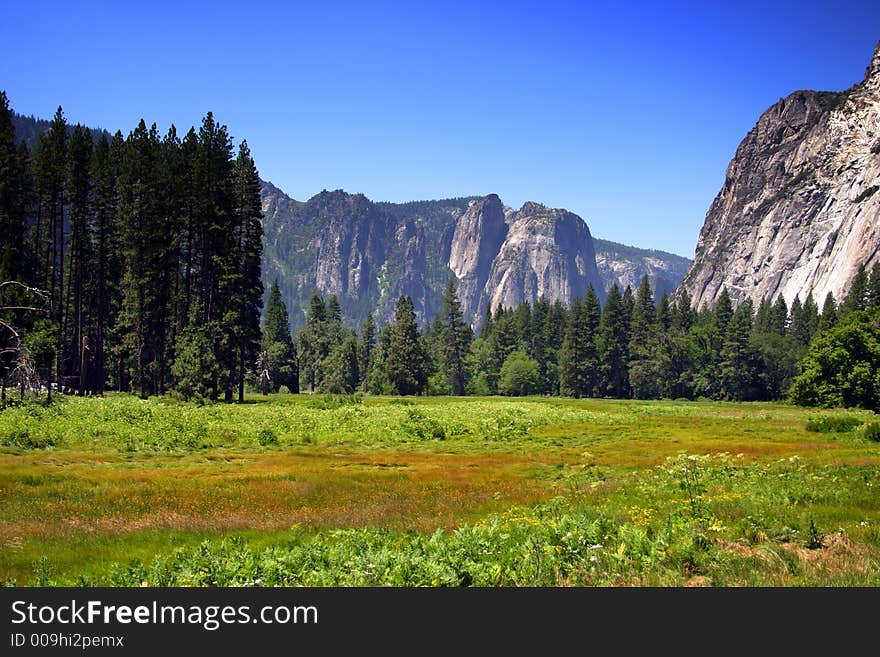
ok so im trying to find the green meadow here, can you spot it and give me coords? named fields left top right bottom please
left=1, top=393, right=878, bottom=586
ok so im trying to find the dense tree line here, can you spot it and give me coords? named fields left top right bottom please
left=4, top=91, right=877, bottom=411
left=284, top=265, right=880, bottom=410
left=0, top=92, right=263, bottom=402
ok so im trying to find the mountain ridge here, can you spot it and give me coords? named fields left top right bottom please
left=261, top=181, right=690, bottom=330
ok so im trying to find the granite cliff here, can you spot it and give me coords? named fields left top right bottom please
left=261, top=184, right=689, bottom=329
left=682, top=43, right=880, bottom=308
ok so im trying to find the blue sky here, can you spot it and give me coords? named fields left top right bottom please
left=2, top=1, right=878, bottom=257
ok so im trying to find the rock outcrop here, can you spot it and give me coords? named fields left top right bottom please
left=681, top=42, right=880, bottom=309
left=261, top=184, right=689, bottom=329
left=482, top=202, right=600, bottom=319
left=593, top=238, right=691, bottom=302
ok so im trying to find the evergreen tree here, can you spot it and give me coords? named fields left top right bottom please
left=528, top=297, right=550, bottom=392
left=438, top=280, right=471, bottom=395
left=298, top=290, right=327, bottom=392
left=384, top=296, right=428, bottom=395
left=719, top=300, right=760, bottom=400
left=64, top=124, right=93, bottom=394
left=669, top=289, right=694, bottom=333
left=867, top=262, right=880, bottom=308
left=628, top=276, right=665, bottom=399
left=802, top=293, right=820, bottom=340
left=753, top=296, right=773, bottom=334
left=358, top=312, right=376, bottom=391
left=819, top=292, right=838, bottom=332
left=89, top=133, right=123, bottom=394
left=32, top=107, right=67, bottom=400
left=598, top=283, right=629, bottom=397
left=714, top=288, right=734, bottom=334
left=655, top=292, right=670, bottom=331
left=325, top=295, right=344, bottom=345
left=228, top=140, right=264, bottom=401
left=558, top=297, right=584, bottom=397
left=843, top=265, right=868, bottom=314
left=769, top=294, right=788, bottom=335
left=116, top=120, right=163, bottom=396
left=262, top=281, right=298, bottom=393
left=320, top=334, right=359, bottom=394
left=788, top=295, right=806, bottom=346
left=0, top=92, right=28, bottom=285
left=171, top=302, right=220, bottom=403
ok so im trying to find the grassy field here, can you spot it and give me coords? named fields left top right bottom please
left=1, top=393, right=878, bottom=586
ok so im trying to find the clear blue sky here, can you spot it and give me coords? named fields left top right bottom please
left=2, top=1, right=878, bottom=257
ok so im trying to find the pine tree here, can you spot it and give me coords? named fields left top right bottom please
left=669, top=289, right=694, bottom=333
left=769, top=294, right=788, bottom=335
left=655, top=292, right=670, bottom=331
left=558, top=297, right=584, bottom=397
left=753, top=296, right=773, bottom=334
left=542, top=300, right=568, bottom=394
left=89, top=133, right=123, bottom=394
left=599, top=283, right=629, bottom=397
left=384, top=296, right=428, bottom=395
left=320, top=334, right=359, bottom=394
left=171, top=302, right=220, bottom=403
left=228, top=140, right=264, bottom=401
left=0, top=92, right=28, bottom=285
left=326, top=295, right=344, bottom=345
left=802, top=293, right=819, bottom=339
left=298, top=290, right=327, bottom=392
left=439, top=279, right=471, bottom=395
left=628, top=276, right=664, bottom=399
left=262, top=281, right=298, bottom=393
left=32, top=107, right=67, bottom=400
left=359, top=312, right=376, bottom=392
left=116, top=120, right=162, bottom=396
left=714, top=288, right=734, bottom=335
left=719, top=300, right=760, bottom=401
left=819, top=291, right=838, bottom=332
left=843, top=265, right=868, bottom=314
left=867, top=262, right=880, bottom=308
left=64, top=124, right=93, bottom=394
left=528, top=297, right=550, bottom=392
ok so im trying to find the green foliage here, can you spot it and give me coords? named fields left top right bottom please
left=170, top=319, right=220, bottom=404
left=789, top=310, right=880, bottom=410
left=805, top=415, right=864, bottom=433
left=498, top=350, right=540, bottom=396
left=384, top=296, right=429, bottom=395
left=863, top=422, right=880, bottom=442
left=54, top=451, right=880, bottom=587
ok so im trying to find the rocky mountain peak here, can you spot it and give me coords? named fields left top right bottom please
left=519, top=201, right=548, bottom=215
left=681, top=42, right=880, bottom=310
left=865, top=41, right=880, bottom=86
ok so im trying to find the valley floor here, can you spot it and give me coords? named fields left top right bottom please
left=1, top=394, right=878, bottom=586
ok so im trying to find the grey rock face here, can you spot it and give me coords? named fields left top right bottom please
left=482, top=202, right=602, bottom=318
left=261, top=184, right=690, bottom=329
left=260, top=186, right=607, bottom=328
left=448, top=194, right=508, bottom=320
left=593, top=238, right=691, bottom=302
left=682, top=42, right=880, bottom=309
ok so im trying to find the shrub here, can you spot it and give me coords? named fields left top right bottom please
left=805, top=415, right=864, bottom=433
left=402, top=408, right=446, bottom=440
left=498, top=350, right=540, bottom=396
left=257, top=429, right=279, bottom=446
left=863, top=422, right=880, bottom=442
